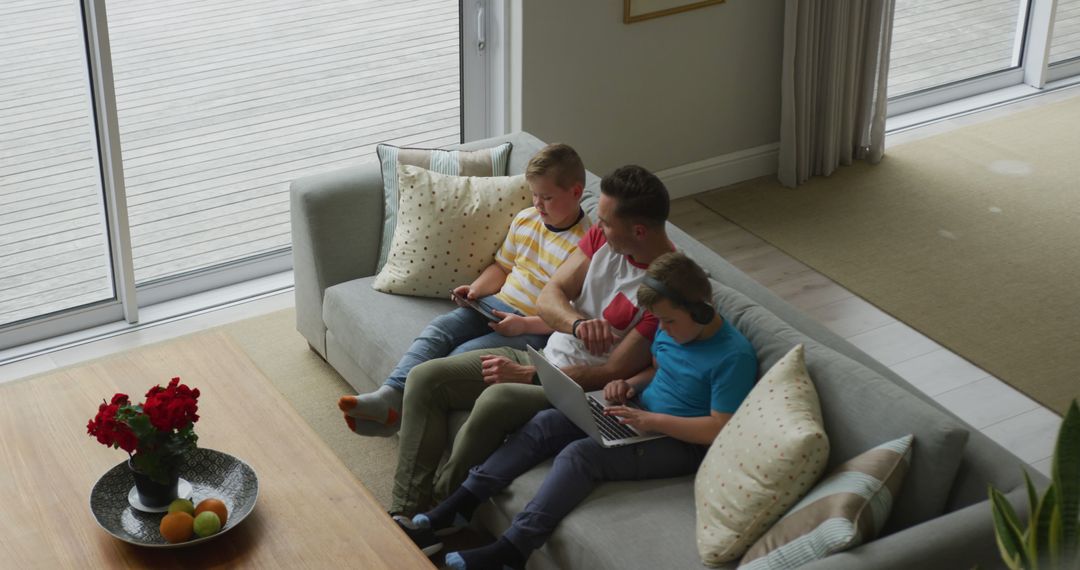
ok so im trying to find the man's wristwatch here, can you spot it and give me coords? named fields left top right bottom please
left=571, top=318, right=586, bottom=338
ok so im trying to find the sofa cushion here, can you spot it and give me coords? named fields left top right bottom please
left=706, top=280, right=970, bottom=533
left=324, top=276, right=458, bottom=384
left=486, top=461, right=716, bottom=569
left=375, top=141, right=513, bottom=272
left=373, top=166, right=531, bottom=298
left=695, top=344, right=830, bottom=565
left=739, top=434, right=914, bottom=568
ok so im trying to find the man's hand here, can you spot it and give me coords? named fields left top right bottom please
left=480, top=355, right=535, bottom=384
left=451, top=284, right=474, bottom=307
left=575, top=318, right=615, bottom=356
left=488, top=310, right=527, bottom=337
left=604, top=405, right=657, bottom=432
left=603, top=379, right=636, bottom=404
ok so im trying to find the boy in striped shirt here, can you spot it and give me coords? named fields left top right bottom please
left=340, top=144, right=592, bottom=436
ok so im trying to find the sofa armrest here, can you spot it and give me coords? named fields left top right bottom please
left=800, top=486, right=1029, bottom=570
left=290, top=161, right=385, bottom=355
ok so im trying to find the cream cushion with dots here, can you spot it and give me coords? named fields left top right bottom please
left=372, top=164, right=531, bottom=298
left=694, top=343, right=829, bottom=566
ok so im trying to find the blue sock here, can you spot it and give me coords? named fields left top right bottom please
left=444, top=536, right=526, bottom=570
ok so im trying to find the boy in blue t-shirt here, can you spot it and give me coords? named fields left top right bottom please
left=396, top=252, right=758, bottom=568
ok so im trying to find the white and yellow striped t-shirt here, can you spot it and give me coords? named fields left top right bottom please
left=494, top=207, right=591, bottom=316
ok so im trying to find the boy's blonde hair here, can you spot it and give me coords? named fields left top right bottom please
left=526, top=143, right=586, bottom=190
left=637, top=252, right=711, bottom=310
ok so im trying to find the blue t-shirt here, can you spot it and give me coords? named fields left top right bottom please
left=639, top=321, right=758, bottom=417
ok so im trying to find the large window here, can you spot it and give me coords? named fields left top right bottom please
left=890, top=0, right=1027, bottom=97
left=1049, top=0, right=1080, bottom=63
left=106, top=0, right=461, bottom=284
left=890, top=0, right=1080, bottom=113
left=1, top=0, right=492, bottom=351
left=0, top=0, right=116, bottom=327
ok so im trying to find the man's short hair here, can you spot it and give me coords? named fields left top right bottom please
left=600, top=165, right=670, bottom=227
left=526, top=143, right=586, bottom=190
left=637, top=252, right=712, bottom=310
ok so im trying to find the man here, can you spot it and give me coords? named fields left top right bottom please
left=390, top=165, right=675, bottom=515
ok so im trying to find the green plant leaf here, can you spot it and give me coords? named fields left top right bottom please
left=992, top=486, right=1032, bottom=570
left=1050, top=506, right=1063, bottom=569
left=1026, top=471, right=1043, bottom=568
left=1036, top=484, right=1059, bottom=567
left=1053, top=400, right=1080, bottom=559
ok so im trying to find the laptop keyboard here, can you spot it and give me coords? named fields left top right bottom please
left=587, top=396, right=640, bottom=441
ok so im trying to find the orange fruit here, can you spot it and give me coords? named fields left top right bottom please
left=194, top=498, right=228, bottom=526
left=159, top=511, right=194, bottom=543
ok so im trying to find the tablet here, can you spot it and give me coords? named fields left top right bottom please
left=450, top=290, right=502, bottom=323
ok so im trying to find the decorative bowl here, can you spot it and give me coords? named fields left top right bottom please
left=89, top=448, right=258, bottom=548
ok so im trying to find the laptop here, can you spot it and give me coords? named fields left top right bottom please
left=527, top=346, right=666, bottom=447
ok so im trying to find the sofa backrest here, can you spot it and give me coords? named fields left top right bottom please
left=709, top=278, right=974, bottom=534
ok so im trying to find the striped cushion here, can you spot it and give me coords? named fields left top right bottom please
left=375, top=142, right=513, bottom=272
left=738, top=434, right=914, bottom=569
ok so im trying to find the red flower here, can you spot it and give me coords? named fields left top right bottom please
left=87, top=393, right=137, bottom=452
left=143, top=377, right=200, bottom=432
left=87, top=379, right=200, bottom=455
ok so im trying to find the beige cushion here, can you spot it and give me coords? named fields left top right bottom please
left=738, top=434, right=914, bottom=569
left=695, top=344, right=830, bottom=566
left=373, top=165, right=531, bottom=298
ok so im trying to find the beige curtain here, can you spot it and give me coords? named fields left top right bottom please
left=779, top=0, right=895, bottom=188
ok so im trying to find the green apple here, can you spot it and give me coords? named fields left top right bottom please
left=167, top=498, right=195, bottom=516
left=193, top=511, right=221, bottom=537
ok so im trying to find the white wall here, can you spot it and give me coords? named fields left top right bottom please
left=517, top=0, right=785, bottom=193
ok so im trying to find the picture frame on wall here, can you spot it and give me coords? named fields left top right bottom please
left=623, top=0, right=725, bottom=24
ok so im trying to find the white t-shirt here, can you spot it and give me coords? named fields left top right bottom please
left=543, top=226, right=660, bottom=368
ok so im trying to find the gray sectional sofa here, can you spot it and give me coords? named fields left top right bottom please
left=290, top=131, right=1040, bottom=569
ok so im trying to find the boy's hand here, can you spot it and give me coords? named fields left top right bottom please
left=603, top=379, right=636, bottom=404
left=574, top=318, right=615, bottom=355
left=489, top=310, right=526, bottom=336
left=604, top=405, right=656, bottom=432
left=480, top=355, right=535, bottom=384
left=451, top=284, right=474, bottom=307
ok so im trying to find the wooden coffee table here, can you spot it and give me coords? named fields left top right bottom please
left=0, top=331, right=434, bottom=568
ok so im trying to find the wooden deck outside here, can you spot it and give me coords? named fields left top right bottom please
left=890, top=0, right=1080, bottom=97
left=0, top=0, right=459, bottom=327
left=1050, top=0, right=1080, bottom=64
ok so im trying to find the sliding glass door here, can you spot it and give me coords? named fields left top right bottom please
left=0, top=0, right=119, bottom=330
left=890, top=0, right=1080, bottom=113
left=105, top=0, right=462, bottom=288
left=1, top=0, right=485, bottom=353
left=890, top=0, right=1027, bottom=97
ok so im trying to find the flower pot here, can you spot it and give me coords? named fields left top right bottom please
left=127, top=458, right=180, bottom=508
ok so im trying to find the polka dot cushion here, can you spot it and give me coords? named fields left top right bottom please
left=372, top=164, right=531, bottom=298
left=694, top=344, right=830, bottom=566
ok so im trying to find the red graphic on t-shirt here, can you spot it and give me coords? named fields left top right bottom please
left=603, top=293, right=639, bottom=332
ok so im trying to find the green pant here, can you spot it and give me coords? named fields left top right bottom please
left=391, top=347, right=551, bottom=514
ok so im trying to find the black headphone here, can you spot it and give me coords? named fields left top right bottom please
left=643, top=276, right=716, bottom=325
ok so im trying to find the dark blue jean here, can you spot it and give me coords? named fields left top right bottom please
left=383, top=295, right=550, bottom=391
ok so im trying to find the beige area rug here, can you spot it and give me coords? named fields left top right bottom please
left=218, top=308, right=399, bottom=508
left=696, top=95, right=1080, bottom=416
